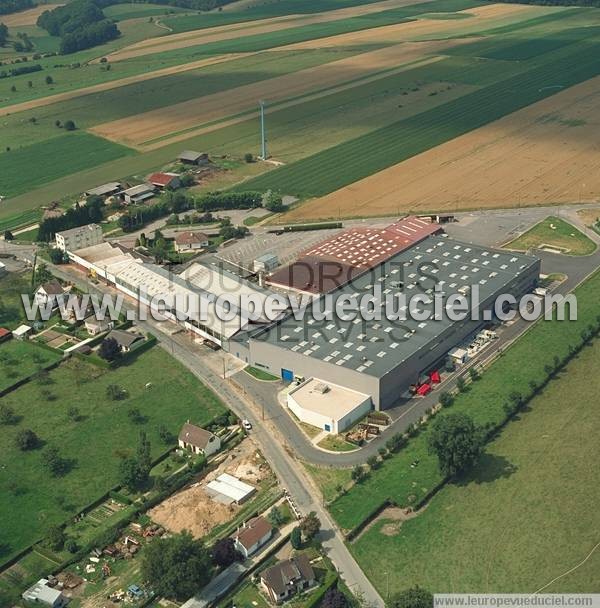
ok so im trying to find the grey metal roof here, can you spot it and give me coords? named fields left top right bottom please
left=252, top=236, right=539, bottom=378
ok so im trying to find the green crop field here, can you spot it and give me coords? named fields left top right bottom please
left=0, top=346, right=225, bottom=568
left=325, top=266, right=600, bottom=532
left=103, top=3, right=188, bottom=21
left=0, top=132, right=134, bottom=198
left=237, top=35, right=600, bottom=197
left=351, top=335, right=600, bottom=594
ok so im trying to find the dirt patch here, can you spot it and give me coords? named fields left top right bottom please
left=353, top=505, right=426, bottom=541
left=90, top=40, right=463, bottom=148
left=288, top=75, right=600, bottom=221
left=577, top=207, right=600, bottom=227
left=148, top=438, right=270, bottom=538
left=103, top=0, right=434, bottom=62
left=0, top=4, right=63, bottom=27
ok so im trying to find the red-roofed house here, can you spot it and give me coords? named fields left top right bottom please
left=0, top=327, right=11, bottom=343
left=175, top=231, right=210, bottom=253
left=148, top=172, right=181, bottom=190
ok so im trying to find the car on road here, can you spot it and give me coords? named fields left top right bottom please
left=242, top=419, right=252, bottom=430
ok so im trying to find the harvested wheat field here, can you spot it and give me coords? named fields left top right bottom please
left=284, top=3, right=551, bottom=50
left=286, top=76, right=600, bottom=221
left=91, top=40, right=460, bottom=147
left=0, top=3, right=63, bottom=26
left=104, top=0, right=433, bottom=61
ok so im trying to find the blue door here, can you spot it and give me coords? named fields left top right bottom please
left=281, top=368, right=294, bottom=381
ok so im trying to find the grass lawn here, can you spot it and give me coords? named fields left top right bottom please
left=0, top=132, right=134, bottom=198
left=0, top=346, right=225, bottom=568
left=506, top=216, right=596, bottom=256
left=317, top=434, right=357, bottom=452
left=0, top=339, right=62, bottom=392
left=304, top=464, right=352, bottom=504
left=322, top=265, right=600, bottom=531
left=220, top=581, right=270, bottom=608
left=351, top=338, right=600, bottom=594
left=0, top=270, right=32, bottom=329
left=245, top=366, right=279, bottom=381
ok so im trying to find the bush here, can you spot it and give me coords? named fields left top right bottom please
left=244, top=153, right=253, bottom=163
left=63, top=119, right=76, bottom=131
left=15, top=429, right=40, bottom=451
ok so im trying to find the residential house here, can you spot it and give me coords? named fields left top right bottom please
left=35, top=280, right=67, bottom=311
left=105, top=329, right=143, bottom=352
left=260, top=554, right=316, bottom=604
left=123, top=184, right=156, bottom=205
left=174, top=231, right=209, bottom=254
left=149, top=172, right=181, bottom=190
left=178, top=422, right=221, bottom=457
left=233, top=516, right=273, bottom=559
left=84, top=315, right=114, bottom=336
left=22, top=578, right=67, bottom=608
left=55, top=223, right=103, bottom=252
left=178, top=150, right=208, bottom=165
left=0, top=327, right=11, bottom=343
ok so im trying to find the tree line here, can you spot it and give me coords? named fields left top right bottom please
left=0, top=0, right=33, bottom=15
left=37, top=196, right=104, bottom=241
left=37, top=0, right=119, bottom=54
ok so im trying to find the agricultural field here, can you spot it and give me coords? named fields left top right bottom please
left=0, top=346, right=225, bottom=568
left=319, top=265, right=600, bottom=532
left=505, top=216, right=596, bottom=256
left=350, top=334, right=600, bottom=594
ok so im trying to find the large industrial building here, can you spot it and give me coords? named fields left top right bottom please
left=243, top=235, right=540, bottom=410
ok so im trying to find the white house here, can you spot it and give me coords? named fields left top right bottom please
left=35, top=280, right=67, bottom=311
left=232, top=516, right=273, bottom=559
left=174, top=231, right=209, bottom=254
left=84, top=315, right=114, bottom=336
left=55, top=223, right=103, bottom=252
left=178, top=422, right=221, bottom=457
left=22, top=579, right=67, bottom=608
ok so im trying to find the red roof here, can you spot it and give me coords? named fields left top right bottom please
left=0, top=328, right=10, bottom=338
left=175, top=231, right=209, bottom=246
left=417, top=383, right=431, bottom=396
left=149, top=172, right=178, bottom=187
left=429, top=370, right=441, bottom=384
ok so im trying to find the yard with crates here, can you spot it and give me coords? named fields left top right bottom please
left=0, top=345, right=225, bottom=570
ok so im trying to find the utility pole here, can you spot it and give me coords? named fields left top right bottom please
left=259, top=100, right=267, bottom=160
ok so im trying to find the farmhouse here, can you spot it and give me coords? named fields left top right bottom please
left=22, top=579, right=67, bottom=608
left=149, top=172, right=181, bottom=190
left=85, top=182, right=122, bottom=198
left=232, top=516, right=272, bottom=558
left=55, top=223, right=103, bottom=252
left=287, top=379, right=371, bottom=434
left=174, top=231, right=209, bottom=253
left=178, top=150, right=208, bottom=165
left=260, top=554, right=316, bottom=604
left=178, top=422, right=221, bottom=457
left=35, top=280, right=67, bottom=311
left=123, top=183, right=155, bottom=204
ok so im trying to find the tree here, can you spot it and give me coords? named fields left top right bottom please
left=385, top=433, right=405, bottom=454
left=268, top=505, right=286, bottom=527
left=106, top=383, right=125, bottom=400
left=439, top=391, right=453, bottom=408
left=46, top=524, right=66, bottom=551
left=367, top=454, right=379, bottom=470
left=119, top=456, right=147, bottom=492
left=15, top=429, right=39, bottom=450
left=99, top=337, right=120, bottom=361
left=43, top=445, right=70, bottom=476
left=0, top=404, right=17, bottom=425
left=63, top=119, right=76, bottom=131
left=322, top=588, right=349, bottom=608
left=67, top=406, right=80, bottom=422
left=456, top=376, right=466, bottom=392
left=351, top=464, right=365, bottom=482
left=64, top=538, right=79, bottom=553
left=3, top=230, right=13, bottom=241
left=141, top=532, right=211, bottom=601
left=49, top=248, right=66, bottom=264
left=128, top=407, right=145, bottom=424
left=55, top=119, right=61, bottom=127
left=244, top=152, right=253, bottom=163
left=45, top=75, right=53, bottom=84
left=300, top=511, right=321, bottom=540
left=388, top=586, right=433, bottom=608
left=290, top=526, right=302, bottom=550
left=427, top=413, right=483, bottom=478
left=211, top=537, right=240, bottom=568
left=158, top=424, right=174, bottom=444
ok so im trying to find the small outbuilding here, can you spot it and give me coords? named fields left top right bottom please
left=85, top=182, right=122, bottom=198
left=149, top=172, right=181, bottom=190
left=178, top=422, right=221, bottom=457
left=84, top=315, right=114, bottom=336
left=178, top=150, right=208, bottom=165
left=253, top=253, right=279, bottom=273
left=22, top=579, right=67, bottom=608
left=174, top=231, right=209, bottom=253
left=232, top=516, right=272, bottom=558
left=0, top=327, right=11, bottom=343
left=207, top=473, right=256, bottom=505
left=13, top=324, right=32, bottom=340
left=123, top=184, right=155, bottom=205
